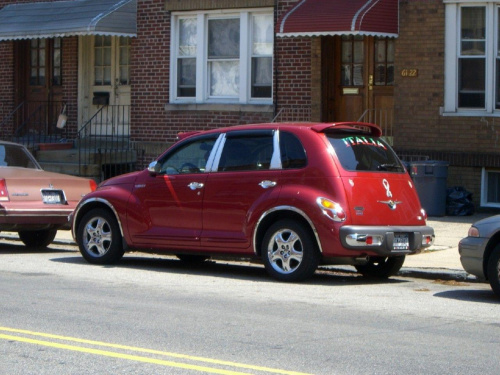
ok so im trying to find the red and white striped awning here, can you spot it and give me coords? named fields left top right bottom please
left=277, top=0, right=399, bottom=38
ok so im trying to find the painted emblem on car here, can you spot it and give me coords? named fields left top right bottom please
left=378, top=179, right=402, bottom=210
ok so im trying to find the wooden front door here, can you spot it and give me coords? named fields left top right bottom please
left=90, top=35, right=131, bottom=136
left=15, top=38, right=64, bottom=136
left=322, top=36, right=394, bottom=136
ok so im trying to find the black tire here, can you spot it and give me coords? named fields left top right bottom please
left=77, top=208, right=124, bottom=264
left=355, top=256, right=406, bottom=278
left=261, top=219, right=320, bottom=282
left=486, top=245, right=500, bottom=298
left=176, top=254, right=209, bottom=263
left=18, top=229, right=57, bottom=248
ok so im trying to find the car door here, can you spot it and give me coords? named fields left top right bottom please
left=201, top=129, right=281, bottom=252
left=129, top=134, right=218, bottom=249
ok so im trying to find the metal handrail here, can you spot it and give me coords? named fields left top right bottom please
left=0, top=100, right=68, bottom=149
left=77, top=105, right=136, bottom=180
left=272, top=107, right=311, bottom=122
left=357, top=108, right=393, bottom=138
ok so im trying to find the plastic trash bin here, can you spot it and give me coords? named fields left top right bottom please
left=409, top=160, right=449, bottom=216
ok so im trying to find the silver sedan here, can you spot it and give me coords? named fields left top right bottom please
left=459, top=215, right=500, bottom=298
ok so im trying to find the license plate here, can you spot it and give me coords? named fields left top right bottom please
left=393, top=233, right=409, bottom=250
left=41, top=189, right=66, bottom=205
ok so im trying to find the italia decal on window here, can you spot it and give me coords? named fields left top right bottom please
left=342, top=136, right=387, bottom=149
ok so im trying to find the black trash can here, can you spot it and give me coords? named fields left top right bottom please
left=409, top=161, right=449, bottom=216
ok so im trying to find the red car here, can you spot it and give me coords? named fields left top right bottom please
left=0, top=140, right=97, bottom=247
left=72, top=122, right=434, bottom=281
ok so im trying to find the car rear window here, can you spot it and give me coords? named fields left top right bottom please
left=327, top=133, right=405, bottom=172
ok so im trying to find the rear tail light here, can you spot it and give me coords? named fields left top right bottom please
left=0, top=179, right=9, bottom=201
left=317, top=197, right=346, bottom=222
left=422, top=234, right=434, bottom=246
left=89, top=180, right=98, bottom=192
left=346, top=234, right=383, bottom=247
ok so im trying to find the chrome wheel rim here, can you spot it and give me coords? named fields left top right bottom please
left=83, top=216, right=112, bottom=257
left=267, top=229, right=303, bottom=274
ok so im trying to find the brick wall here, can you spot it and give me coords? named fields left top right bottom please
left=0, top=41, right=13, bottom=138
left=395, top=0, right=500, bottom=208
left=61, top=36, right=78, bottom=138
left=273, top=36, right=313, bottom=122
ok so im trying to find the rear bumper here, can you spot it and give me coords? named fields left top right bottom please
left=339, top=225, right=435, bottom=256
left=458, top=236, right=488, bottom=279
left=0, top=208, right=73, bottom=230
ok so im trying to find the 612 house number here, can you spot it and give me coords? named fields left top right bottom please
left=401, top=69, right=418, bottom=77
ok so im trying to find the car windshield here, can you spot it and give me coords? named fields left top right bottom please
left=0, top=144, right=39, bottom=169
left=327, top=133, right=405, bottom=173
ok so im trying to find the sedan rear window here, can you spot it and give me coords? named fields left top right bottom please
left=0, top=144, right=39, bottom=169
left=327, top=134, right=405, bottom=172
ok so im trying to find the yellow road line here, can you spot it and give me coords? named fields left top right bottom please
left=0, top=327, right=313, bottom=375
left=0, top=333, right=249, bottom=375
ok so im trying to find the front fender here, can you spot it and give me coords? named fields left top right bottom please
left=71, top=187, right=130, bottom=244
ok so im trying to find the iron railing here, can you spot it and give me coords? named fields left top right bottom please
left=358, top=108, right=393, bottom=139
left=272, top=107, right=312, bottom=123
left=77, top=105, right=136, bottom=180
left=0, top=101, right=68, bottom=149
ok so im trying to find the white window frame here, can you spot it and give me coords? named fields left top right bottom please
left=170, top=8, right=273, bottom=105
left=481, top=167, right=500, bottom=207
left=444, top=1, right=500, bottom=116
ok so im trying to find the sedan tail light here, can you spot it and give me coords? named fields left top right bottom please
left=89, top=180, right=98, bottom=192
left=0, top=179, right=9, bottom=201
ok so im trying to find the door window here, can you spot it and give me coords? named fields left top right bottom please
left=374, top=37, right=394, bottom=86
left=30, top=39, right=46, bottom=86
left=280, top=132, right=307, bottom=169
left=94, top=35, right=112, bottom=86
left=158, top=136, right=218, bottom=175
left=119, top=37, right=131, bottom=85
left=341, top=35, right=364, bottom=86
left=217, top=132, right=274, bottom=172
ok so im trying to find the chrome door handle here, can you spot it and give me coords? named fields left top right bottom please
left=188, top=182, right=204, bottom=190
left=259, top=180, right=277, bottom=189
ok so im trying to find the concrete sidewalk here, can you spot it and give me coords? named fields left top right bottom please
left=402, top=213, right=492, bottom=278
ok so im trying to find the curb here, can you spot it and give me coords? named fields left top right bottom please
left=2, top=233, right=479, bottom=283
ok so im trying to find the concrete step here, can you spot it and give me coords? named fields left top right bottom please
left=36, top=148, right=137, bottom=164
left=36, top=149, right=79, bottom=163
left=39, top=161, right=101, bottom=178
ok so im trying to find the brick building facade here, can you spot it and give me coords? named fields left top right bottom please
left=1, top=0, right=499, bottom=210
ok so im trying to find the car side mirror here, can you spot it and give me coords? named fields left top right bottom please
left=148, top=161, right=161, bottom=175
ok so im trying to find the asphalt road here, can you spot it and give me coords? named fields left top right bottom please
left=0, top=239, right=499, bottom=375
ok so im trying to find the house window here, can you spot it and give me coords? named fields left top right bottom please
left=482, top=169, right=500, bottom=207
left=171, top=9, right=273, bottom=104
left=459, top=7, right=486, bottom=108
left=177, top=18, right=197, bottom=97
left=251, top=14, right=273, bottom=98
left=444, top=3, right=500, bottom=115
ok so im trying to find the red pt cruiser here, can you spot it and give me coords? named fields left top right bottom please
left=72, top=122, right=434, bottom=281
